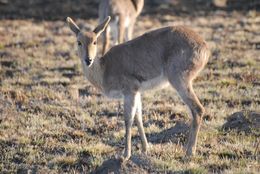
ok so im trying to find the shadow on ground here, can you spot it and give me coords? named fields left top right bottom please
left=147, top=121, right=189, bottom=144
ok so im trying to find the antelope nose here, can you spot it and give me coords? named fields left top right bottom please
left=85, top=58, right=92, bottom=66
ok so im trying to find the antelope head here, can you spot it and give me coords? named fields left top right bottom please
left=66, top=16, right=111, bottom=67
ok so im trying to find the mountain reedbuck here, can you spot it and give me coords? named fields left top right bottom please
left=99, top=0, right=144, bottom=55
left=66, top=16, right=209, bottom=161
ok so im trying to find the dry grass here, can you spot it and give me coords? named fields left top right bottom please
left=0, top=2, right=259, bottom=174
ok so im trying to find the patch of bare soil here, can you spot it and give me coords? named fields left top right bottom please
left=222, top=111, right=260, bottom=134
left=91, top=157, right=148, bottom=174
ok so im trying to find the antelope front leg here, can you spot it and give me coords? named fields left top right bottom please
left=125, top=21, right=134, bottom=41
left=122, top=92, right=138, bottom=161
left=134, top=92, right=148, bottom=153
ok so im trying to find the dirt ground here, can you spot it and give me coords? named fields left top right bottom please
left=0, top=0, right=259, bottom=173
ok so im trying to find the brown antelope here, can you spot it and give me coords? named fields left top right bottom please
left=66, top=16, right=209, bottom=161
left=98, top=0, right=144, bottom=55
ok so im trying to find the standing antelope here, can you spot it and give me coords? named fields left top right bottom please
left=99, top=0, right=144, bottom=55
left=66, top=16, right=209, bottom=161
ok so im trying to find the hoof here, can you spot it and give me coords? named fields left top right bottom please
left=118, top=151, right=131, bottom=163
left=185, top=146, right=196, bottom=157
left=118, top=155, right=130, bottom=163
left=142, top=142, right=151, bottom=155
left=182, top=155, right=192, bottom=162
left=185, top=141, right=196, bottom=156
left=141, top=147, right=148, bottom=155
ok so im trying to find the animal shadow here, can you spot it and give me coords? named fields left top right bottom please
left=147, top=121, right=189, bottom=144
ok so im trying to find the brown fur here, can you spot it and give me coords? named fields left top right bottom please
left=66, top=17, right=209, bottom=161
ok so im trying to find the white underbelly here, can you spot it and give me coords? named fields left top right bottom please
left=140, top=74, right=169, bottom=91
left=105, top=74, right=169, bottom=99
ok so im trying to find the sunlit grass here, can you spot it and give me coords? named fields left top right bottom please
left=0, top=6, right=259, bottom=174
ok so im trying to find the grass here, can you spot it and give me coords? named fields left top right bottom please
left=0, top=3, right=259, bottom=174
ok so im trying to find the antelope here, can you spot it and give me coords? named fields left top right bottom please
left=98, top=0, right=144, bottom=55
left=66, top=16, right=209, bottom=161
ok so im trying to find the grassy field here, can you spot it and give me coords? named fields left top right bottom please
left=0, top=1, right=259, bottom=173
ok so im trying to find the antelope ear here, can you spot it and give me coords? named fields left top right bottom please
left=66, top=17, right=80, bottom=35
left=93, top=16, right=111, bottom=37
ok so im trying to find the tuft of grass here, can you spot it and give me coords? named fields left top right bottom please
left=0, top=44, right=4, bottom=50
left=219, top=78, right=237, bottom=87
left=81, top=143, right=115, bottom=156
left=51, top=155, right=77, bottom=169
left=184, top=167, right=208, bottom=174
left=218, top=151, right=239, bottom=160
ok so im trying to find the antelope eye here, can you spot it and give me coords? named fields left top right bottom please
left=93, top=41, right=97, bottom=45
left=77, top=41, right=82, bottom=46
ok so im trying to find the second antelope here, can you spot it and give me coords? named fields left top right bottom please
left=66, top=16, right=209, bottom=161
left=99, top=0, right=144, bottom=55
